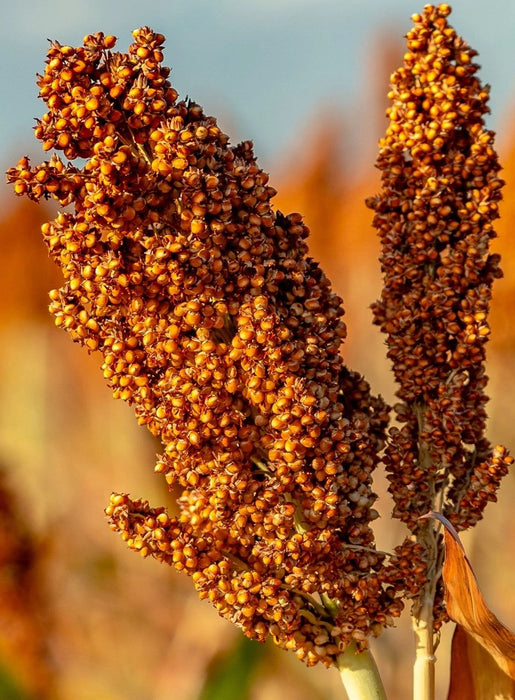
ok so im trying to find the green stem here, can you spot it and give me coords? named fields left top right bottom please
left=336, top=642, right=387, bottom=700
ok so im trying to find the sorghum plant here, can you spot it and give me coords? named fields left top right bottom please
left=367, top=3, right=512, bottom=695
left=6, top=22, right=412, bottom=691
left=5, top=4, right=513, bottom=699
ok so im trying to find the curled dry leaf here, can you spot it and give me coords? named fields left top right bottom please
left=422, top=512, right=515, bottom=698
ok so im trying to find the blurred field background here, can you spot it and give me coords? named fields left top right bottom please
left=1, top=3, right=515, bottom=699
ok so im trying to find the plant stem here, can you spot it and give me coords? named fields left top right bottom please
left=412, top=517, right=439, bottom=700
left=336, top=641, right=387, bottom=700
left=411, top=404, right=439, bottom=700
left=412, top=589, right=436, bottom=700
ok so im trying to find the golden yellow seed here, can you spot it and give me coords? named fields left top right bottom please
left=112, top=150, right=128, bottom=164
left=107, top=85, right=123, bottom=100
left=57, top=133, right=71, bottom=148
left=190, top=219, right=205, bottom=235
left=136, top=46, right=150, bottom=60
left=156, top=512, right=169, bottom=526
left=151, top=99, right=167, bottom=112
left=54, top=118, right=68, bottom=131
left=172, top=157, right=188, bottom=170
left=85, top=96, right=99, bottom=111
left=14, top=181, right=27, bottom=194
left=85, top=318, right=99, bottom=333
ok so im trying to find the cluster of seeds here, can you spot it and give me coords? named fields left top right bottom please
left=368, top=4, right=512, bottom=559
left=7, top=28, right=411, bottom=665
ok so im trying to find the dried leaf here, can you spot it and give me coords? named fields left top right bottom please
left=424, top=512, right=515, bottom=695
left=448, top=624, right=515, bottom=700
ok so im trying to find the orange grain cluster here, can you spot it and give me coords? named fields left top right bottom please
left=368, top=5, right=512, bottom=545
left=7, top=28, right=410, bottom=665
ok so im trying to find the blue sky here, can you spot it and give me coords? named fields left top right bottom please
left=2, top=0, right=514, bottom=176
